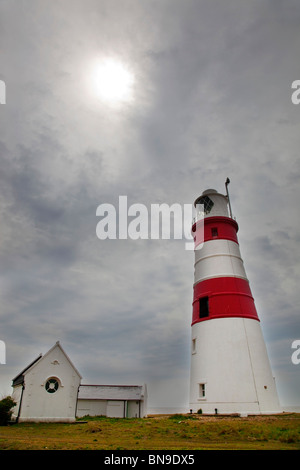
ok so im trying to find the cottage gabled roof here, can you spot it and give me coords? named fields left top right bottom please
left=40, top=341, right=82, bottom=379
left=12, top=341, right=82, bottom=387
left=12, top=354, right=43, bottom=386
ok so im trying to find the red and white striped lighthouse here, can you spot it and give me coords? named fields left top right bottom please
left=189, top=182, right=281, bottom=415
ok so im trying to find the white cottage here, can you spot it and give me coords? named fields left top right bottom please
left=11, top=341, right=82, bottom=423
left=11, top=342, right=148, bottom=422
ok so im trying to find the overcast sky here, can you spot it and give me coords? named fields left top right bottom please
left=1, top=0, right=300, bottom=410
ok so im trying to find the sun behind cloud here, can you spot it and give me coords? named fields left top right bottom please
left=93, top=58, right=135, bottom=105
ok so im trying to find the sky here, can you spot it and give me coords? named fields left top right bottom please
left=0, top=0, right=300, bottom=410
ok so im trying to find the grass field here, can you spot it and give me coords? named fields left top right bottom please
left=0, top=413, right=299, bottom=450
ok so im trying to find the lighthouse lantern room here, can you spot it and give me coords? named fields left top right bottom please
left=189, top=181, right=281, bottom=415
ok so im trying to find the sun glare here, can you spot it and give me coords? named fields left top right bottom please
left=94, top=59, right=135, bottom=105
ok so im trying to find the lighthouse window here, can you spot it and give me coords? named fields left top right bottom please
left=198, top=196, right=214, bottom=214
left=199, top=296, right=209, bottom=318
left=211, top=227, right=218, bottom=238
left=199, top=383, right=206, bottom=398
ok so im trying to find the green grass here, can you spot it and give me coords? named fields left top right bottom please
left=0, top=413, right=299, bottom=450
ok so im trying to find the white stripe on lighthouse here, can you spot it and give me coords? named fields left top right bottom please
left=194, top=239, right=247, bottom=285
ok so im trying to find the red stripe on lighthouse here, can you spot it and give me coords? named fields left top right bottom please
left=192, top=216, right=239, bottom=248
left=192, top=277, right=259, bottom=325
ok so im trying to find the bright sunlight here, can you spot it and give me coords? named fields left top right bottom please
left=94, top=59, right=135, bottom=105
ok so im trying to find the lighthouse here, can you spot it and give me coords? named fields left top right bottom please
left=189, top=181, right=281, bottom=415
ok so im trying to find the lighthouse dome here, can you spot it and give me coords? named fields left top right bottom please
left=202, top=189, right=218, bottom=195
left=194, top=189, right=229, bottom=218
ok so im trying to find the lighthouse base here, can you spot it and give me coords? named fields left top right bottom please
left=189, top=317, right=282, bottom=415
left=188, top=402, right=280, bottom=416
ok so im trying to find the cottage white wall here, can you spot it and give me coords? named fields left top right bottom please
left=140, top=384, right=147, bottom=418
left=77, top=399, right=146, bottom=418
left=77, top=384, right=148, bottom=418
left=18, top=345, right=81, bottom=422
left=127, top=400, right=141, bottom=418
left=107, top=401, right=124, bottom=418
left=77, top=399, right=107, bottom=417
left=11, top=385, right=23, bottom=420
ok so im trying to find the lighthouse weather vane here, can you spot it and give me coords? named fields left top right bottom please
left=225, top=177, right=232, bottom=218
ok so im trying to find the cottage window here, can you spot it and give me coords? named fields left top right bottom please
left=45, top=378, right=59, bottom=394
